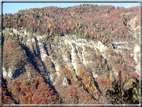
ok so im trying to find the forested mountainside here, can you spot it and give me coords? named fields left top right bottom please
left=1, top=4, right=140, bottom=104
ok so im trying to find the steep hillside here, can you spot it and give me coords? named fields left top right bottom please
left=1, top=4, right=140, bottom=105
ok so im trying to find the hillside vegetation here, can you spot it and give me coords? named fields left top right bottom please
left=1, top=4, right=140, bottom=105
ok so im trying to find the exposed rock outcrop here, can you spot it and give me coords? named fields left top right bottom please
left=63, top=77, right=69, bottom=86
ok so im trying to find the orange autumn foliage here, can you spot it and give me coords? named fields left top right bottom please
left=78, top=70, right=84, bottom=79
left=19, top=76, right=61, bottom=104
left=63, top=67, right=71, bottom=75
left=97, top=78, right=112, bottom=86
left=7, top=40, right=20, bottom=49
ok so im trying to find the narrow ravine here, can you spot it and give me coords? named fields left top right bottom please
left=76, top=45, right=83, bottom=62
left=35, top=37, right=53, bottom=86
left=68, top=43, right=78, bottom=75
left=43, top=43, right=61, bottom=77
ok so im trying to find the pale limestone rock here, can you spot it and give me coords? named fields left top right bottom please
left=94, top=74, right=98, bottom=78
left=92, top=71, right=98, bottom=78
left=134, top=44, right=140, bottom=74
left=27, top=71, right=31, bottom=80
left=56, top=71, right=60, bottom=76
left=8, top=71, right=13, bottom=79
left=3, top=67, right=7, bottom=77
left=63, top=77, right=69, bottom=86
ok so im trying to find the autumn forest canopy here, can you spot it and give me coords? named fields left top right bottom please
left=3, top=4, right=139, bottom=45
left=1, top=4, right=140, bottom=105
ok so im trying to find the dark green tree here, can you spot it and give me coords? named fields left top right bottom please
left=105, top=71, right=139, bottom=104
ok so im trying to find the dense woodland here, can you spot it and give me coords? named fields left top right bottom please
left=3, top=4, right=139, bottom=44
left=1, top=4, right=140, bottom=105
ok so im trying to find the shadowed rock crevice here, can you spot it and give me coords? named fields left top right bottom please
left=35, top=37, right=53, bottom=86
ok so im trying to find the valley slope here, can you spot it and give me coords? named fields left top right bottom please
left=1, top=4, right=140, bottom=104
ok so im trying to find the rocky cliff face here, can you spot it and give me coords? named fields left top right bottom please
left=3, top=28, right=140, bottom=79
left=1, top=4, right=141, bottom=104
left=2, top=27, right=140, bottom=104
